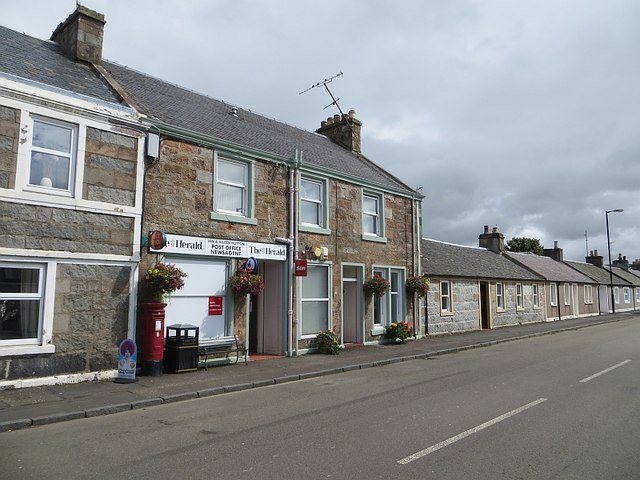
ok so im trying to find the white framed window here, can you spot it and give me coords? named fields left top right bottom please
left=0, top=260, right=54, bottom=356
left=300, top=264, right=331, bottom=337
left=613, top=287, right=620, bottom=304
left=516, top=283, right=523, bottom=310
left=636, top=288, right=640, bottom=303
left=440, top=280, right=451, bottom=313
left=550, top=283, right=557, bottom=306
left=362, top=191, right=385, bottom=241
left=212, top=154, right=256, bottom=225
left=25, top=116, right=77, bottom=196
left=496, top=282, right=504, bottom=310
left=373, top=267, right=406, bottom=329
left=584, top=285, right=593, bottom=304
left=300, top=176, right=329, bottom=234
left=564, top=283, right=571, bottom=305
left=623, top=287, right=631, bottom=304
left=533, top=284, right=540, bottom=308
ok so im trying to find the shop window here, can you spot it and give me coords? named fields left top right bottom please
left=300, top=264, right=331, bottom=337
left=372, top=267, right=406, bottom=331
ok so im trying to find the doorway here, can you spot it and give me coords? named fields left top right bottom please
left=248, top=261, right=285, bottom=355
left=342, top=265, right=362, bottom=344
left=480, top=281, right=491, bottom=329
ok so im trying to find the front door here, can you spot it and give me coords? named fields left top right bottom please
left=249, top=261, right=284, bottom=355
left=342, top=265, right=361, bottom=344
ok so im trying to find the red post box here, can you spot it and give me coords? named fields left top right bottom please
left=141, top=301, right=167, bottom=375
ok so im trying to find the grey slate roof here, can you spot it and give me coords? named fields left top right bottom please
left=421, top=238, right=542, bottom=281
left=505, top=252, right=595, bottom=283
left=565, top=260, right=630, bottom=286
left=102, top=61, right=416, bottom=195
left=0, top=25, right=123, bottom=105
left=607, top=267, right=639, bottom=286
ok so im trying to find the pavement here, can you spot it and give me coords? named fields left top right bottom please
left=0, top=313, right=635, bottom=433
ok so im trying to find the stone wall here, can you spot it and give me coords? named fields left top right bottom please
left=0, top=202, right=134, bottom=255
left=0, top=263, right=130, bottom=380
left=492, top=283, right=545, bottom=327
left=426, top=279, right=480, bottom=334
left=0, top=105, right=18, bottom=189
left=83, top=127, right=138, bottom=206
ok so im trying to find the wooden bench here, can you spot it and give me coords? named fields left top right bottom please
left=198, top=335, right=248, bottom=370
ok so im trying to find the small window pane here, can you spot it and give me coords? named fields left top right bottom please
left=0, top=299, right=40, bottom=340
left=216, top=184, right=244, bottom=213
left=302, top=267, right=328, bottom=298
left=29, top=152, right=70, bottom=189
left=301, top=179, right=321, bottom=201
left=301, top=200, right=320, bottom=225
left=33, top=120, right=72, bottom=152
left=363, top=196, right=378, bottom=214
left=0, top=268, right=40, bottom=293
left=218, top=160, right=246, bottom=184
left=301, top=301, right=329, bottom=335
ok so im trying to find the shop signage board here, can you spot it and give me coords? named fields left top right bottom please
left=115, top=338, right=137, bottom=383
left=295, top=259, right=308, bottom=276
left=151, top=234, right=287, bottom=261
left=208, top=296, right=223, bottom=316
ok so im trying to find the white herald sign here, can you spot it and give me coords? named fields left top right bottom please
left=151, top=234, right=286, bottom=261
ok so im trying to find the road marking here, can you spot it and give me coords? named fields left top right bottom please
left=398, top=398, right=547, bottom=465
left=579, top=360, right=632, bottom=383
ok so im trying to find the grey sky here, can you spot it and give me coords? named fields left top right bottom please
left=4, top=0, right=638, bottom=262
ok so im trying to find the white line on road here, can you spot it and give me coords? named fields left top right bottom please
left=397, top=398, right=548, bottom=465
left=579, top=360, right=632, bottom=383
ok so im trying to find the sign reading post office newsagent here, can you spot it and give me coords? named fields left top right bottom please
left=150, top=234, right=287, bottom=261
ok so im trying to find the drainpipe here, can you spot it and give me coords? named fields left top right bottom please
left=292, top=152, right=301, bottom=356
left=276, top=236, right=293, bottom=356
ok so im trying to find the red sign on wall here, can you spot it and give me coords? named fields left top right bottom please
left=295, top=259, right=308, bottom=277
left=208, top=296, right=223, bottom=316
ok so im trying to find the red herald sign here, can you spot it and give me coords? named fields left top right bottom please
left=295, top=259, right=308, bottom=276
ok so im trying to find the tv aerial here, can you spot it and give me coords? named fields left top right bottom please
left=299, top=72, right=348, bottom=117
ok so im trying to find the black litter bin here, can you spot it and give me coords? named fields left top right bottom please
left=164, top=324, right=199, bottom=373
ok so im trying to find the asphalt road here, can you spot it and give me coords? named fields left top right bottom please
left=1, top=319, right=638, bottom=479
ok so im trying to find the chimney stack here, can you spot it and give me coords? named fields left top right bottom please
left=316, top=110, right=362, bottom=154
left=585, top=250, right=604, bottom=268
left=51, top=6, right=105, bottom=64
left=543, top=240, right=563, bottom=262
left=612, top=254, right=630, bottom=271
left=479, top=225, right=505, bottom=254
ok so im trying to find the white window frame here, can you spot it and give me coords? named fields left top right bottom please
left=516, top=283, right=523, bottom=310
left=372, top=266, right=406, bottom=333
left=0, top=260, right=55, bottom=356
left=362, top=191, right=386, bottom=242
left=211, top=153, right=256, bottom=225
left=496, top=282, right=505, bottom=311
left=564, top=283, right=571, bottom=306
left=636, top=288, right=640, bottom=303
left=299, top=263, right=331, bottom=338
left=440, top=280, right=452, bottom=314
left=299, top=175, right=330, bottom=234
left=613, top=286, right=620, bottom=305
left=23, top=114, right=78, bottom=197
left=584, top=285, right=593, bottom=305
left=533, top=284, right=540, bottom=308
left=550, top=283, right=557, bottom=306
left=623, top=287, right=631, bottom=304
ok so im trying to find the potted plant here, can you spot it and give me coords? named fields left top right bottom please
left=229, top=268, right=265, bottom=296
left=385, top=321, right=412, bottom=343
left=406, top=275, right=430, bottom=298
left=314, top=330, right=340, bottom=355
left=144, top=262, right=187, bottom=302
left=363, top=274, right=391, bottom=297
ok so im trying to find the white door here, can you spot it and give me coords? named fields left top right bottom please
left=164, top=258, right=227, bottom=340
left=342, top=265, right=361, bottom=344
left=261, top=262, right=284, bottom=354
left=572, top=284, right=579, bottom=317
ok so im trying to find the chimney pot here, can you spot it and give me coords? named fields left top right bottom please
left=348, top=110, right=356, bottom=119
left=554, top=241, right=558, bottom=249
left=484, top=225, right=489, bottom=233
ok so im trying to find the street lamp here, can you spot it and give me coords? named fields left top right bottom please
left=606, top=208, right=624, bottom=314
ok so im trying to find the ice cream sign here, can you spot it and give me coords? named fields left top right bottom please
left=152, top=234, right=286, bottom=261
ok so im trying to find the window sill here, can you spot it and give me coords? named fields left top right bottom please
left=210, top=212, right=258, bottom=226
left=371, top=326, right=386, bottom=336
left=440, top=311, right=454, bottom=317
left=299, top=225, right=331, bottom=235
left=0, top=344, right=55, bottom=357
left=362, top=234, right=387, bottom=244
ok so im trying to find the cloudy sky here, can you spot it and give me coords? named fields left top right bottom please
left=4, top=0, right=639, bottom=262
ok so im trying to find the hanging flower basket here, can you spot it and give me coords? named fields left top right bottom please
left=406, top=275, right=430, bottom=298
left=229, top=269, right=265, bottom=296
left=144, top=262, right=187, bottom=302
left=363, top=274, right=391, bottom=297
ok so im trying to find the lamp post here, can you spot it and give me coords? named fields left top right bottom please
left=606, top=208, right=624, bottom=314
